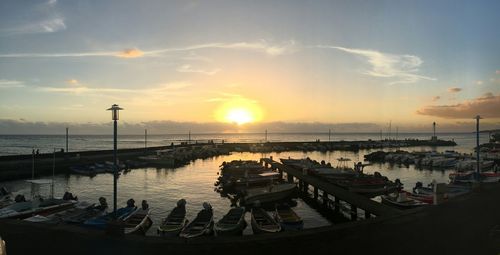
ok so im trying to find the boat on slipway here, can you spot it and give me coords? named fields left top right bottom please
left=251, top=207, right=281, bottom=234
left=157, top=199, right=188, bottom=237
left=123, top=200, right=153, bottom=235
left=274, top=204, right=303, bottom=231
left=214, top=207, right=247, bottom=236
left=179, top=202, right=214, bottom=238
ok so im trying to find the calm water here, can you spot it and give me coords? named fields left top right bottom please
left=0, top=133, right=484, bottom=235
left=0, top=148, right=462, bottom=235
left=0, top=132, right=488, bottom=156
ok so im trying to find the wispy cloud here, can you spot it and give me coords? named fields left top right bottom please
left=432, top=96, right=441, bottom=102
left=39, top=81, right=191, bottom=95
left=0, top=79, right=25, bottom=88
left=0, top=40, right=297, bottom=59
left=3, top=17, right=66, bottom=35
left=417, top=92, right=500, bottom=119
left=448, top=87, right=462, bottom=93
left=176, top=64, right=220, bottom=75
left=315, top=45, right=435, bottom=84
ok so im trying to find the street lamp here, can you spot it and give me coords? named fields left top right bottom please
left=475, top=115, right=482, bottom=180
left=107, top=104, right=123, bottom=215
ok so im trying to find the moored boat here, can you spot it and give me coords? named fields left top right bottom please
left=214, top=207, right=247, bottom=236
left=274, top=204, right=303, bottom=231
left=251, top=207, right=281, bottom=234
left=381, top=192, right=427, bottom=209
left=157, top=199, right=188, bottom=237
left=242, top=183, right=297, bottom=205
left=179, top=202, right=214, bottom=238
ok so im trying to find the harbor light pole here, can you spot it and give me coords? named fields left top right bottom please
left=107, top=104, right=123, bottom=215
left=475, top=115, right=482, bottom=180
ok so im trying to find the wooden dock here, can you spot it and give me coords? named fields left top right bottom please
left=261, top=158, right=400, bottom=218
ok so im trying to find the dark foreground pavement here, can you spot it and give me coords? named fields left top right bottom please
left=1, top=183, right=500, bottom=255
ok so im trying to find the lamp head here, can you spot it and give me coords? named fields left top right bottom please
left=107, top=104, right=124, bottom=120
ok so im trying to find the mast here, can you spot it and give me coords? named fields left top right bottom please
left=51, top=148, right=55, bottom=198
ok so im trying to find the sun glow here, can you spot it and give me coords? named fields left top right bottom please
left=214, top=97, right=263, bottom=125
left=225, top=108, right=254, bottom=125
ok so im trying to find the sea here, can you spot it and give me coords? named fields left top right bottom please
left=0, top=132, right=489, bottom=235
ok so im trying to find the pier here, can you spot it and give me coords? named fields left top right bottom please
left=261, top=158, right=400, bottom=219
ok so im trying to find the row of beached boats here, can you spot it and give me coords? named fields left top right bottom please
left=157, top=199, right=303, bottom=237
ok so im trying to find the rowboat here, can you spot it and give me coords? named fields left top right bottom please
left=214, top=207, right=247, bottom=236
left=84, top=199, right=138, bottom=229
left=123, top=201, right=153, bottom=235
left=251, top=207, right=281, bottom=234
left=381, top=192, right=427, bottom=209
left=242, top=183, right=297, bottom=205
left=179, top=202, right=213, bottom=238
left=274, top=204, right=303, bottom=231
left=158, top=199, right=188, bottom=237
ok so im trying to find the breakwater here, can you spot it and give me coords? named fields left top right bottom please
left=0, top=139, right=456, bottom=181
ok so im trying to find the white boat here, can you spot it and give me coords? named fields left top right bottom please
left=243, top=183, right=297, bottom=205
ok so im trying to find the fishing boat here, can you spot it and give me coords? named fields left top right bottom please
left=70, top=165, right=97, bottom=176
left=24, top=201, right=97, bottom=223
left=242, top=183, right=297, bottom=205
left=449, top=171, right=500, bottom=183
left=84, top=199, right=138, bottom=229
left=0, top=197, right=77, bottom=219
left=214, top=207, right=247, bottom=236
left=157, top=199, right=188, bottom=237
left=123, top=200, right=153, bottom=235
left=251, top=207, right=281, bottom=234
left=179, top=202, right=214, bottom=238
left=381, top=192, right=427, bottom=209
left=274, top=204, right=303, bottom=231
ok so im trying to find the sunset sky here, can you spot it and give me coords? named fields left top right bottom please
left=1, top=0, right=499, bottom=134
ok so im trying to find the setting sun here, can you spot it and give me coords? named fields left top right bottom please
left=225, top=108, right=254, bottom=125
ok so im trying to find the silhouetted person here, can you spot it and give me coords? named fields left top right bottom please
left=36, top=149, right=39, bottom=155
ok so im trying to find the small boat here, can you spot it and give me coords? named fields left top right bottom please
left=251, top=207, right=281, bottom=234
left=0, top=198, right=77, bottom=219
left=214, top=207, right=247, bottom=236
left=243, top=183, right=297, bottom=205
left=24, top=201, right=97, bottom=223
left=70, top=165, right=97, bottom=176
left=449, top=171, right=500, bottom=183
left=123, top=200, right=153, bottom=235
left=84, top=199, right=138, bottom=229
left=381, top=192, right=427, bottom=209
left=158, top=199, right=188, bottom=237
left=179, top=202, right=214, bottom=238
left=274, top=204, right=303, bottom=231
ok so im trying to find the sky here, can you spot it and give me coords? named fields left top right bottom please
left=0, top=0, right=499, bottom=134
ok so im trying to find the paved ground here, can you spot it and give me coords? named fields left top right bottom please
left=1, top=183, right=499, bottom=255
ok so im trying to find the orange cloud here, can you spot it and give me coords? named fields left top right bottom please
left=417, top=92, right=500, bottom=119
left=447, top=87, right=462, bottom=93
left=431, top=96, right=440, bottom=101
left=116, top=48, right=144, bottom=58
left=66, top=79, right=78, bottom=84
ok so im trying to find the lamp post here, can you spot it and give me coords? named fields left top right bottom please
left=475, top=115, right=482, bottom=180
left=107, top=104, right=123, bottom=215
